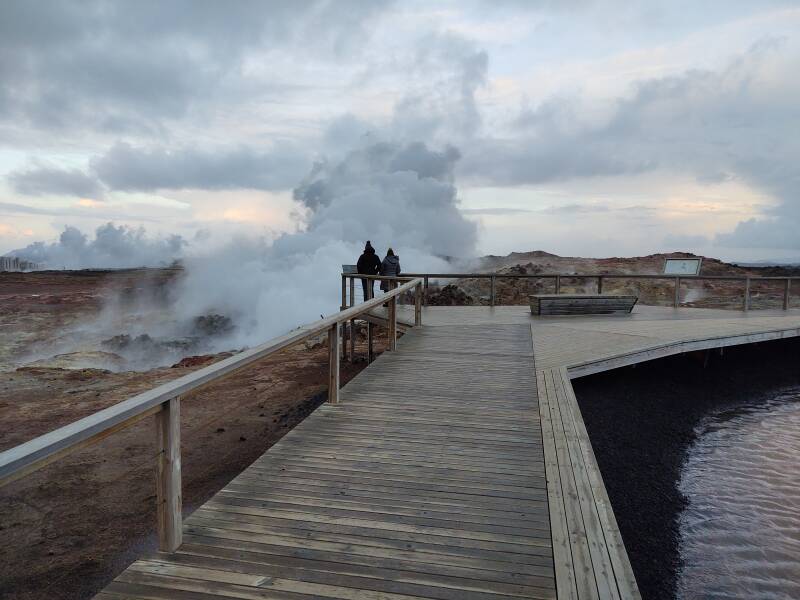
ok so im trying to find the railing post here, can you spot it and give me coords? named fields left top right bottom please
left=744, top=277, right=750, bottom=311
left=340, top=277, right=347, bottom=362
left=328, top=323, right=340, bottom=403
left=490, top=274, right=496, bottom=307
left=423, top=276, right=429, bottom=306
left=414, top=282, right=422, bottom=326
left=349, top=318, right=355, bottom=363
left=365, top=281, right=374, bottom=362
left=597, top=276, right=603, bottom=295
left=388, top=282, right=397, bottom=351
left=155, top=396, right=182, bottom=552
left=349, top=277, right=355, bottom=307
left=555, top=275, right=560, bottom=295
left=673, top=277, right=681, bottom=308
left=783, top=278, right=790, bottom=310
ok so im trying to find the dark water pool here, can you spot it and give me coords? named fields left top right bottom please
left=677, top=387, right=800, bottom=600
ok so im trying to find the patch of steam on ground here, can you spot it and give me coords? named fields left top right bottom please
left=20, top=313, right=235, bottom=372
left=10, top=278, right=240, bottom=373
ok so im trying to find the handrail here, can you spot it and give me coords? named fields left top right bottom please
left=0, top=276, right=424, bottom=551
left=399, top=273, right=800, bottom=281
left=343, top=272, right=797, bottom=311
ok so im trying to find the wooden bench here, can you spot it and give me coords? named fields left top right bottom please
left=530, top=294, right=637, bottom=316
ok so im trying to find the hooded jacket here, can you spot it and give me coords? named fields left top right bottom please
left=380, top=254, right=401, bottom=278
left=357, top=243, right=381, bottom=275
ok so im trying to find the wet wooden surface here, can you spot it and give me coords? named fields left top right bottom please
left=100, top=323, right=556, bottom=599
left=98, top=304, right=800, bottom=599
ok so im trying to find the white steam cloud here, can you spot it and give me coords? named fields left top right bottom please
left=9, top=140, right=477, bottom=365
left=176, top=140, right=477, bottom=348
left=11, top=223, right=186, bottom=269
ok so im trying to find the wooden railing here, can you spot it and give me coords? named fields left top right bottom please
left=0, top=276, right=424, bottom=552
left=339, top=275, right=422, bottom=362
left=343, top=272, right=799, bottom=311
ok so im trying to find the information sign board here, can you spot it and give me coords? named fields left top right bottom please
left=663, top=258, right=702, bottom=275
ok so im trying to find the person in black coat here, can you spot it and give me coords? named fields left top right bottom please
left=356, top=241, right=381, bottom=300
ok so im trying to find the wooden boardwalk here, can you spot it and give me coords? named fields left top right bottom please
left=98, top=323, right=556, bottom=600
left=97, top=305, right=800, bottom=600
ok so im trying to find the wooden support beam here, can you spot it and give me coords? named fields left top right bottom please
left=414, top=283, right=422, bottom=326
left=673, top=277, right=681, bottom=308
left=327, top=323, right=340, bottom=404
left=423, top=276, right=429, bottom=306
left=597, top=276, right=603, bottom=295
left=490, top=274, right=496, bottom=307
left=349, top=318, right=355, bottom=363
left=555, top=275, right=561, bottom=295
left=784, top=278, right=790, bottom=310
left=744, top=277, right=751, bottom=311
left=349, top=277, right=355, bottom=307
left=155, top=397, right=182, bottom=552
left=388, top=285, right=397, bottom=351
left=340, top=319, right=347, bottom=362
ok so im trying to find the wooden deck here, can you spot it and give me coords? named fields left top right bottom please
left=97, top=305, right=800, bottom=600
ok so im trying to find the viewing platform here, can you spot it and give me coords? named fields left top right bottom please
left=3, top=274, right=799, bottom=600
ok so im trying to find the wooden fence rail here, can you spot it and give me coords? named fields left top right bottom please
left=0, top=276, right=424, bottom=552
left=344, top=272, right=799, bottom=311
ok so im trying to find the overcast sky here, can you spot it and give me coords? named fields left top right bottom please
left=1, top=0, right=799, bottom=262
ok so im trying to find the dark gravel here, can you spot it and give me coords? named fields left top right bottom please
left=572, top=337, right=800, bottom=600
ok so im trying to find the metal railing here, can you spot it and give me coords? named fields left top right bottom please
left=0, top=276, right=424, bottom=552
left=343, top=272, right=799, bottom=311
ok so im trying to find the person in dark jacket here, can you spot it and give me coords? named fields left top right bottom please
left=356, top=241, right=381, bottom=300
left=380, top=248, right=401, bottom=292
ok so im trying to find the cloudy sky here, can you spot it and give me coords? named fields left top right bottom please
left=1, top=0, right=799, bottom=262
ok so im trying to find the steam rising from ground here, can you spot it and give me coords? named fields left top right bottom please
left=12, top=223, right=186, bottom=269
left=9, top=141, right=476, bottom=367
left=177, top=141, right=476, bottom=348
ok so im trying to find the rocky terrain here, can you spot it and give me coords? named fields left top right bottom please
left=425, top=251, right=800, bottom=309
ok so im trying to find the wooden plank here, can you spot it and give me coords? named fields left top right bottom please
left=543, top=367, right=598, bottom=599
left=537, top=368, right=578, bottom=599
left=551, top=371, right=618, bottom=600
left=558, top=368, right=640, bottom=599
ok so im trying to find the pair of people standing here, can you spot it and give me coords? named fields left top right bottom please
left=356, top=241, right=401, bottom=300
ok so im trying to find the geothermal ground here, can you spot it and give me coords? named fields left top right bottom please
left=0, top=268, right=386, bottom=600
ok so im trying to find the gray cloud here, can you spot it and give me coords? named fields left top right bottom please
left=91, top=142, right=310, bottom=192
left=462, top=207, right=534, bottom=215
left=715, top=219, right=798, bottom=249
left=8, top=164, right=104, bottom=199
left=461, top=39, right=800, bottom=249
left=0, top=0, right=392, bottom=134
left=390, top=32, right=488, bottom=141
left=4, top=141, right=312, bottom=196
left=663, top=233, right=710, bottom=248
left=542, top=203, right=611, bottom=214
